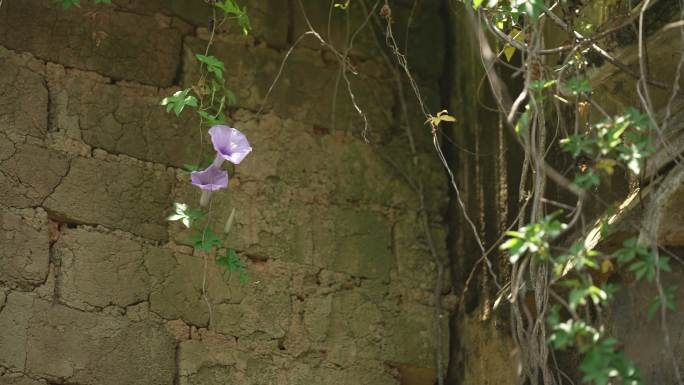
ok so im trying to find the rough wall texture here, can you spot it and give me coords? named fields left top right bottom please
left=0, top=1, right=450, bottom=384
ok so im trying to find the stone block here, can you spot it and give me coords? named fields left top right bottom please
left=177, top=335, right=240, bottom=385
left=148, top=249, right=295, bottom=338
left=291, top=0, right=444, bottom=80
left=303, top=296, right=333, bottom=342
left=43, top=156, right=174, bottom=241
left=0, top=143, right=70, bottom=208
left=31, top=303, right=175, bottom=384
left=112, top=0, right=171, bottom=15
left=384, top=2, right=446, bottom=81
left=53, top=227, right=150, bottom=310
left=334, top=364, right=399, bottom=385
left=183, top=37, right=394, bottom=137
left=392, top=212, right=448, bottom=290
left=0, top=206, right=49, bottom=290
left=48, top=67, right=199, bottom=167
left=0, top=373, right=44, bottom=385
left=315, top=135, right=420, bottom=207
left=318, top=290, right=385, bottom=365
left=308, top=288, right=441, bottom=369
left=147, top=249, right=236, bottom=327
left=382, top=303, right=441, bottom=368
left=231, top=111, right=441, bottom=210
left=312, top=208, right=392, bottom=280
left=0, top=292, right=176, bottom=385
left=0, top=0, right=184, bottom=87
left=0, top=292, right=32, bottom=371
left=291, top=0, right=381, bottom=56
left=171, top=0, right=289, bottom=48
left=179, top=343, right=301, bottom=385
left=213, top=291, right=291, bottom=339
left=0, top=54, right=48, bottom=143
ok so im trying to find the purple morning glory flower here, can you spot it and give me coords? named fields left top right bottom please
left=209, top=125, right=252, bottom=166
left=191, top=165, right=228, bottom=191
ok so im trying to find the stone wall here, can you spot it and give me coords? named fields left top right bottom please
left=0, top=1, right=450, bottom=384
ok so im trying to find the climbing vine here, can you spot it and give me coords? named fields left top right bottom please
left=160, top=0, right=253, bottom=303
left=467, top=1, right=683, bottom=384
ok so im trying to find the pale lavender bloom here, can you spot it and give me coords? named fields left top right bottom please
left=191, top=165, right=228, bottom=191
left=209, top=125, right=252, bottom=166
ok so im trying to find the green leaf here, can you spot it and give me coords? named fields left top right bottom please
left=501, top=238, right=525, bottom=263
left=572, top=170, right=600, bottom=190
left=500, top=212, right=567, bottom=264
left=160, top=89, right=198, bottom=116
left=196, top=54, right=225, bottom=82
left=530, top=79, right=556, bottom=90
left=215, top=1, right=251, bottom=35
left=237, top=7, right=251, bottom=35
left=473, top=0, right=485, bottom=8
left=562, top=77, right=592, bottom=95
left=189, top=228, right=222, bottom=254
left=215, top=0, right=240, bottom=13
left=560, top=134, right=594, bottom=157
left=512, top=0, right=545, bottom=20
left=515, top=109, right=530, bottom=136
left=557, top=242, right=600, bottom=273
left=224, top=88, right=237, bottom=105
left=601, top=282, right=620, bottom=302
left=56, top=0, right=80, bottom=9
left=648, top=286, right=677, bottom=319
left=625, top=107, right=652, bottom=131
left=216, top=248, right=248, bottom=283
left=198, top=110, right=227, bottom=126
left=549, top=318, right=598, bottom=350
left=167, top=202, right=204, bottom=229
left=579, top=338, right=641, bottom=385
left=569, top=288, right=586, bottom=310
left=618, top=142, right=650, bottom=175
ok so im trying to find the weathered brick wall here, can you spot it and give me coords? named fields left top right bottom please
left=0, top=1, right=450, bottom=384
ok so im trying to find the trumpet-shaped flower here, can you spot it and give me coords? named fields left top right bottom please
left=191, top=165, right=228, bottom=191
left=209, top=125, right=252, bottom=166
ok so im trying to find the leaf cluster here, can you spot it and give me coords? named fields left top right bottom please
left=560, top=108, right=655, bottom=189
left=216, top=248, right=248, bottom=283
left=160, top=1, right=248, bottom=125
left=55, top=0, right=110, bottom=9
left=500, top=211, right=566, bottom=263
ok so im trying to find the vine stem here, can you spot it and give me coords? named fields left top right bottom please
left=200, top=198, right=215, bottom=329
left=258, top=0, right=372, bottom=142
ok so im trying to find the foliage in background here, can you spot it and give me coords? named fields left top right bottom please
left=479, top=0, right=678, bottom=383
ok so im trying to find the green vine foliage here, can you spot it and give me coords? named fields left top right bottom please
left=56, top=0, right=110, bottom=9
left=472, top=0, right=547, bottom=22
left=479, top=1, right=672, bottom=382
left=161, top=0, right=252, bottom=281
left=500, top=101, right=670, bottom=384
